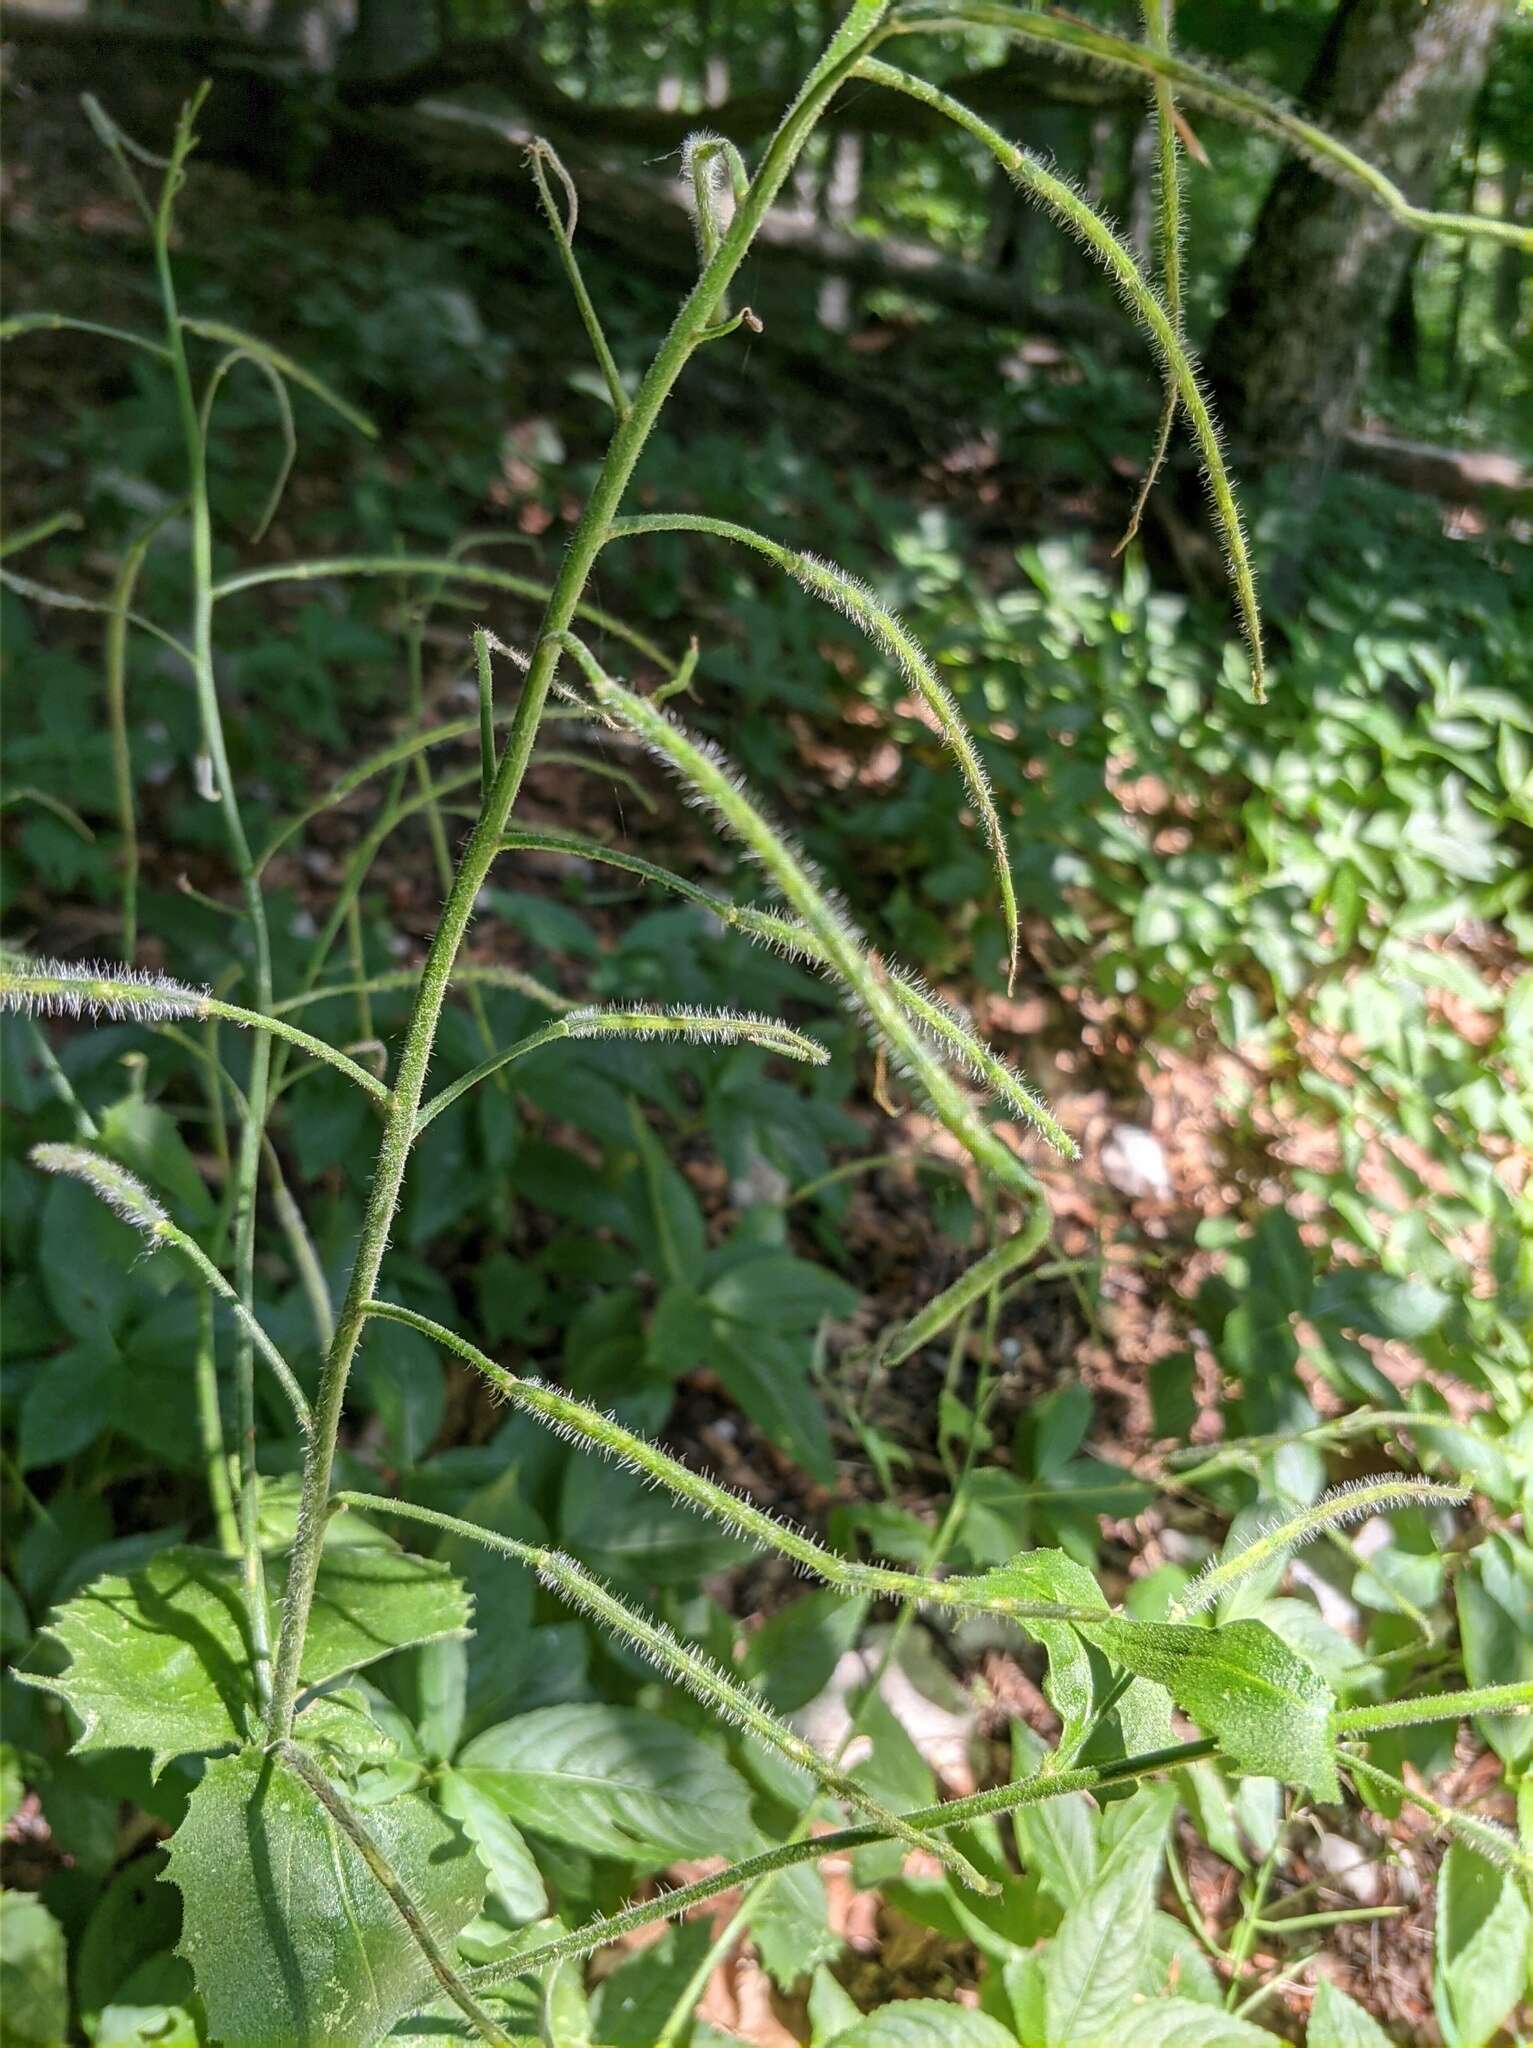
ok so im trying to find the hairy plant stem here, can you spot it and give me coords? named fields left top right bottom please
left=361, top=1297, right=1096, bottom=1625
left=105, top=507, right=183, bottom=959
left=154, top=92, right=276, bottom=1703
left=274, top=1742, right=515, bottom=2048
left=653, top=1268, right=1008, bottom=2045
left=465, top=1735, right=1217, bottom=1992
left=193, top=1291, right=240, bottom=1555
left=335, top=1493, right=993, bottom=1895
left=1333, top=1680, right=1533, bottom=1734
left=264, top=0, right=898, bottom=1743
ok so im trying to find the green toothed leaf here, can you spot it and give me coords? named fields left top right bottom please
left=1085, top=1616, right=1338, bottom=1799
left=24, top=1545, right=469, bottom=1773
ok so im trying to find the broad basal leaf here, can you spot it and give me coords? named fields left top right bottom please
left=165, top=1746, right=483, bottom=2048
left=454, top=1704, right=759, bottom=1865
left=1085, top=1617, right=1339, bottom=1799
left=26, top=1544, right=469, bottom=1773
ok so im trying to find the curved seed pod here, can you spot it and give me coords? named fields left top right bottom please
left=1, top=956, right=389, bottom=1103
left=880, top=1207, right=1050, bottom=1367
left=857, top=58, right=1265, bottom=702
left=501, top=828, right=1074, bottom=1155
left=606, top=511, right=1021, bottom=987
left=551, top=631, right=1041, bottom=1199
left=335, top=1491, right=997, bottom=1897
left=413, top=1004, right=827, bottom=1135
left=1115, top=0, right=1184, bottom=555
left=30, top=1143, right=312, bottom=1433
left=1170, top=1477, right=1468, bottom=1618
left=361, top=1298, right=1095, bottom=1633
left=898, top=3, right=1532, bottom=251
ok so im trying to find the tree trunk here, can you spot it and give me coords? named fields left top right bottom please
left=1204, top=0, right=1506, bottom=468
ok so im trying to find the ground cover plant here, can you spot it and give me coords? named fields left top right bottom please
left=2, top=2, right=1531, bottom=2043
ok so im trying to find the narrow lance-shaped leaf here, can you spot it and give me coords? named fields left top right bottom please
left=606, top=511, right=1022, bottom=988
left=552, top=632, right=1045, bottom=1196
left=856, top=58, right=1266, bottom=701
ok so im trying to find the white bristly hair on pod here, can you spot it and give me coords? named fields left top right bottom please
left=2, top=954, right=210, bottom=1024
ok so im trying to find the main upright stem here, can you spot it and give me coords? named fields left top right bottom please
left=264, top=2, right=893, bottom=1740
left=155, top=95, right=278, bottom=1705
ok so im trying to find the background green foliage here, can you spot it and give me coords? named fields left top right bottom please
left=2, top=1, right=1530, bottom=2041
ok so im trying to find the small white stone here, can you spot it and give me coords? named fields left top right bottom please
left=1101, top=1124, right=1173, bottom=1199
left=1312, top=1832, right=1384, bottom=1904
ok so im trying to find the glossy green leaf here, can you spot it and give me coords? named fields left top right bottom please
left=454, top=1704, right=759, bottom=1865
left=1042, top=1785, right=1175, bottom=2046
left=590, top=1922, right=715, bottom=2045
left=809, top=1964, right=864, bottom=2046
left=559, top=1460, right=753, bottom=1587
left=1433, top=1843, right=1532, bottom=2048
left=1455, top=1534, right=1533, bottom=1768
left=827, top=2001, right=1016, bottom=2046
left=741, top=1588, right=866, bottom=1715
left=27, top=1544, right=469, bottom=1772
left=1012, top=1785, right=1097, bottom=1908
left=0, top=1893, right=68, bottom=2048
left=1308, top=1977, right=1394, bottom=2048
left=75, top=1850, right=181, bottom=2024
left=1085, top=1617, right=1339, bottom=1798
left=165, top=1746, right=483, bottom=2048
left=1112, top=2002, right=1276, bottom=2046
left=437, top=1764, right=547, bottom=1924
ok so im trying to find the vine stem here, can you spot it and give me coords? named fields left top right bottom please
left=273, top=1742, right=516, bottom=2048
left=263, top=0, right=900, bottom=1744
